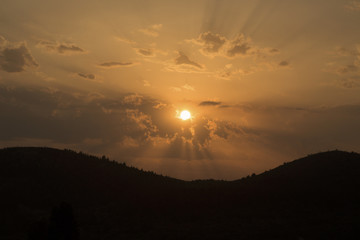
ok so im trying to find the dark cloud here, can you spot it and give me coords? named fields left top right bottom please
left=0, top=37, right=38, bottom=72
left=270, top=48, right=280, bottom=53
left=345, top=1, right=360, bottom=11
left=190, top=32, right=278, bottom=60
left=199, top=101, right=221, bottom=106
left=239, top=104, right=310, bottom=113
left=279, top=60, right=290, bottom=66
left=191, top=118, right=212, bottom=148
left=333, top=47, right=356, bottom=56
left=2, top=84, right=360, bottom=179
left=175, top=52, right=202, bottom=69
left=195, top=32, right=226, bottom=56
left=37, top=40, right=85, bottom=55
left=226, top=34, right=252, bottom=57
left=136, top=48, right=154, bottom=57
left=78, top=73, right=95, bottom=80
left=126, top=109, right=158, bottom=139
left=338, top=77, right=360, bottom=88
left=337, top=64, right=358, bottom=74
left=0, top=85, right=148, bottom=145
left=98, top=61, right=136, bottom=68
left=57, top=44, right=84, bottom=54
left=0, top=85, right=246, bottom=162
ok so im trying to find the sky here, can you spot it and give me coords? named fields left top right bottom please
left=1, top=0, right=360, bottom=180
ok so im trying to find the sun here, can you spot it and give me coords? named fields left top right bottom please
left=179, top=110, right=191, bottom=120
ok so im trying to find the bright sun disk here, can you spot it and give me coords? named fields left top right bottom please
left=180, top=110, right=191, bottom=120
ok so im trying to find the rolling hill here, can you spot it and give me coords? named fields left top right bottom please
left=1, top=147, right=359, bottom=240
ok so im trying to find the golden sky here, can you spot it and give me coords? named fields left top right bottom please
left=1, top=0, right=360, bottom=180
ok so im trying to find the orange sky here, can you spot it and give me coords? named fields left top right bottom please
left=1, top=0, right=360, bottom=180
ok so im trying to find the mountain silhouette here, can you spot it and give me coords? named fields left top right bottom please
left=1, top=147, right=359, bottom=240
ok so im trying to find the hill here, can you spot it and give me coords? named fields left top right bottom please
left=0, top=147, right=359, bottom=240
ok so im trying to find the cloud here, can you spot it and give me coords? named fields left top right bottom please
left=332, top=45, right=360, bottom=59
left=215, top=64, right=255, bottom=80
left=115, top=36, right=136, bottom=45
left=199, top=101, right=221, bottom=106
left=216, top=64, right=233, bottom=79
left=98, top=61, right=137, bottom=68
left=0, top=36, right=38, bottom=72
left=189, top=32, right=278, bottom=60
left=126, top=109, right=158, bottom=137
left=158, top=116, right=246, bottom=160
left=135, top=48, right=155, bottom=57
left=164, top=51, right=206, bottom=73
left=3, top=84, right=360, bottom=179
left=123, top=94, right=143, bottom=106
left=119, top=136, right=140, bottom=148
left=338, top=77, right=360, bottom=88
left=143, top=80, right=151, bottom=87
left=175, top=51, right=203, bottom=69
left=336, top=64, right=358, bottom=74
left=190, top=32, right=226, bottom=57
left=37, top=40, right=86, bottom=55
left=279, top=60, right=290, bottom=67
left=327, top=44, right=360, bottom=86
left=187, top=32, right=286, bottom=78
left=170, top=84, right=195, bottom=92
left=139, top=24, right=163, bottom=37
left=134, top=47, right=168, bottom=62
left=0, top=84, right=247, bottom=160
left=182, top=84, right=195, bottom=91
left=226, top=34, right=252, bottom=57
left=151, top=24, right=162, bottom=30
left=0, top=36, right=5, bottom=45
left=269, top=48, right=280, bottom=54
left=78, top=73, right=95, bottom=80
left=345, top=1, right=360, bottom=11
left=332, top=47, right=356, bottom=57
left=170, top=87, right=182, bottom=92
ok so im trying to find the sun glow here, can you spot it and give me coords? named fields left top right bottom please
left=179, top=110, right=191, bottom=120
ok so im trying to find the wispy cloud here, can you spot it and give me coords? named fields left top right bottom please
left=326, top=44, right=360, bottom=88
left=115, top=36, right=136, bottom=45
left=199, top=101, right=221, bottom=106
left=182, top=84, right=195, bottom=91
left=345, top=1, right=360, bottom=11
left=170, top=84, right=195, bottom=92
left=215, top=64, right=254, bottom=80
left=37, top=40, right=86, bottom=55
left=98, top=61, right=138, bottom=68
left=175, top=51, right=203, bottom=69
left=139, top=24, right=163, bottom=37
left=135, top=48, right=155, bottom=57
left=78, top=73, right=95, bottom=80
left=164, top=51, right=206, bottom=73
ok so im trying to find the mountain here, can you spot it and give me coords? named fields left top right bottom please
left=0, top=147, right=359, bottom=240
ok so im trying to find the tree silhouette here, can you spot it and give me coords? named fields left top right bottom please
left=28, top=219, right=48, bottom=240
left=48, top=202, right=79, bottom=240
left=27, top=202, right=79, bottom=240
left=3, top=147, right=359, bottom=240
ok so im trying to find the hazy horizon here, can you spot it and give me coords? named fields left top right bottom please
left=1, top=0, right=360, bottom=180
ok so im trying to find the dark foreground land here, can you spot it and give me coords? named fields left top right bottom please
left=0, top=147, right=359, bottom=239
